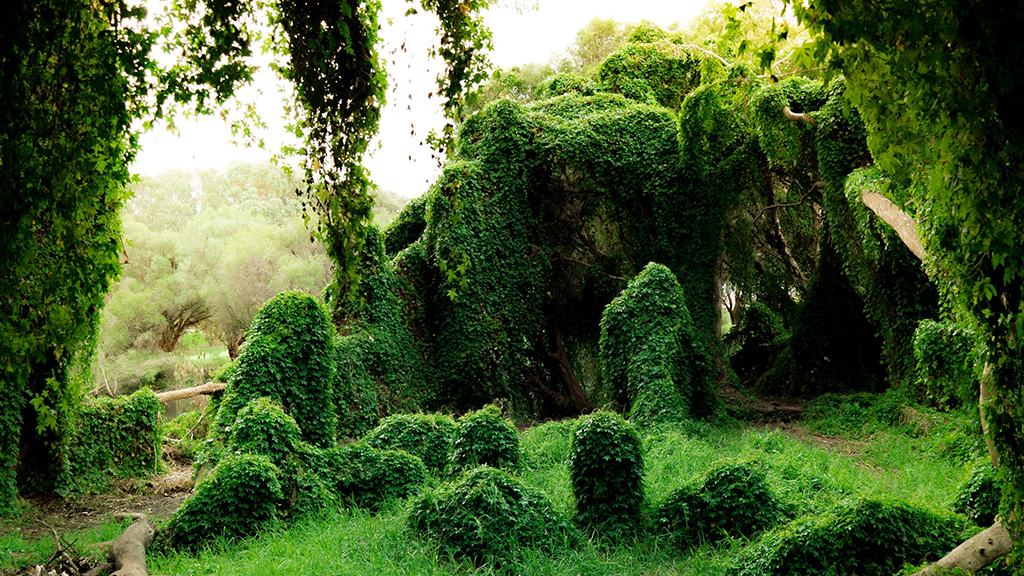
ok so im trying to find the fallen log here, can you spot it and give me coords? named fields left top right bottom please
left=155, top=382, right=226, bottom=404
left=83, top=514, right=167, bottom=576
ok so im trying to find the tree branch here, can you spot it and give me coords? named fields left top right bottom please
left=155, top=382, right=226, bottom=404
left=782, top=106, right=818, bottom=127
left=859, top=191, right=926, bottom=261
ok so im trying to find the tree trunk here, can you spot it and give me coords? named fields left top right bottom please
left=913, top=521, right=1013, bottom=576
left=84, top=513, right=165, bottom=576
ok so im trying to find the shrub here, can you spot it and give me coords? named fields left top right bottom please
left=449, top=405, right=522, bottom=474
left=161, top=409, right=208, bottom=461
left=569, top=411, right=644, bottom=540
left=730, top=498, right=964, bottom=576
left=407, top=466, right=578, bottom=564
left=656, top=460, right=786, bottom=548
left=229, top=397, right=302, bottom=469
left=599, top=262, right=716, bottom=426
left=363, top=413, right=456, bottom=473
left=951, top=461, right=1000, bottom=527
left=166, top=453, right=282, bottom=550
left=213, top=290, right=336, bottom=448
left=327, top=443, right=428, bottom=509
left=913, top=320, right=979, bottom=410
left=58, top=388, right=161, bottom=497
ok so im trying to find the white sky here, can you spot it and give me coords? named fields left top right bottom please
left=130, top=0, right=711, bottom=197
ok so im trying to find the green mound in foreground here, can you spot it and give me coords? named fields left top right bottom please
left=729, top=498, right=964, bottom=576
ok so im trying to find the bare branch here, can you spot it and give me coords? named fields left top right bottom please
left=155, top=382, right=227, bottom=404
left=678, top=44, right=731, bottom=67
left=859, top=191, right=926, bottom=261
left=782, top=106, right=818, bottom=127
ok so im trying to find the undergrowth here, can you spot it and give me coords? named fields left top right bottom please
left=4, top=396, right=985, bottom=576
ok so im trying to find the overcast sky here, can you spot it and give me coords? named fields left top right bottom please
left=130, top=0, right=711, bottom=197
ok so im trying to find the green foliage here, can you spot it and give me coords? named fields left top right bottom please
left=787, top=1, right=1024, bottom=537
left=166, top=453, right=282, bottom=551
left=449, top=405, right=522, bottom=474
left=913, top=320, right=979, bottom=411
left=597, top=35, right=701, bottom=109
left=213, top=290, right=336, bottom=448
left=229, top=397, right=302, bottom=469
left=362, top=412, right=456, bottom=474
left=0, top=0, right=145, bottom=509
left=521, top=419, right=575, bottom=470
left=729, top=498, right=964, bottom=576
left=951, top=461, right=1000, bottom=527
left=657, top=460, right=787, bottom=548
left=332, top=227, right=431, bottom=438
left=569, top=411, right=644, bottom=540
left=382, top=195, right=428, bottom=256
left=161, top=409, right=207, bottom=461
left=600, top=263, right=716, bottom=424
left=327, top=443, right=427, bottom=510
left=407, top=465, right=578, bottom=565
left=802, top=392, right=908, bottom=438
left=58, top=388, right=161, bottom=497
left=749, top=78, right=826, bottom=167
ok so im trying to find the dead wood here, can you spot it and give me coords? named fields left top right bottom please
left=155, top=382, right=226, bottom=404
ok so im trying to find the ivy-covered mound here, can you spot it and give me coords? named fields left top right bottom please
left=569, top=411, right=644, bottom=541
left=57, top=388, right=162, bottom=497
left=363, top=412, right=456, bottom=474
left=448, top=404, right=522, bottom=475
left=729, top=498, right=964, bottom=576
left=600, top=262, right=716, bottom=424
left=212, top=290, right=336, bottom=448
left=342, top=81, right=741, bottom=427
left=656, top=460, right=788, bottom=548
left=407, top=465, right=578, bottom=565
left=332, top=226, right=431, bottom=438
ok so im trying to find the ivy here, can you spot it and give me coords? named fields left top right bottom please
left=599, top=263, right=716, bottom=424
left=212, top=290, right=336, bottom=448
left=569, top=411, right=644, bottom=541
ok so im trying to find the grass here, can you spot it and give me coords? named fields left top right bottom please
left=3, top=395, right=985, bottom=576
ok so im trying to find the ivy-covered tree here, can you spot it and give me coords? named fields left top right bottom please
left=783, top=0, right=1024, bottom=570
left=0, top=0, right=495, bottom=511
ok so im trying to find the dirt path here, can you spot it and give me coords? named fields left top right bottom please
left=1, top=462, right=193, bottom=568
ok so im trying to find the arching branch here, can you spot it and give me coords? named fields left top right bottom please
left=782, top=106, right=818, bottom=127
left=858, top=191, right=926, bottom=261
left=678, top=44, right=731, bottom=67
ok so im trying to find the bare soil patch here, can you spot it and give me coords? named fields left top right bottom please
left=1, top=462, right=193, bottom=575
